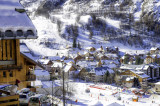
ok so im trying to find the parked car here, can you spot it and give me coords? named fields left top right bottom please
left=19, top=92, right=35, bottom=105
left=17, top=88, right=30, bottom=94
left=28, top=94, right=51, bottom=106
left=47, top=95, right=61, bottom=105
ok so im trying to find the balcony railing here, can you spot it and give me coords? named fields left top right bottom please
left=26, top=74, right=36, bottom=81
left=0, top=95, right=19, bottom=106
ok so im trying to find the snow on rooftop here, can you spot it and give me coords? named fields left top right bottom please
left=130, top=69, right=149, bottom=78
left=143, top=65, right=150, bottom=70
left=63, top=63, right=72, bottom=72
left=0, top=0, right=37, bottom=39
left=150, top=47, right=159, bottom=50
left=34, top=70, right=50, bottom=76
left=52, top=62, right=63, bottom=68
left=38, top=59, right=51, bottom=65
left=155, top=81, right=160, bottom=85
left=20, top=44, right=30, bottom=53
left=90, top=67, right=114, bottom=76
left=21, top=52, right=38, bottom=63
left=79, top=15, right=91, bottom=24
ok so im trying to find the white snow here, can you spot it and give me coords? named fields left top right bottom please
left=105, top=17, right=120, bottom=29
left=20, top=44, right=30, bottom=53
left=79, top=15, right=91, bottom=24
left=0, top=0, right=37, bottom=38
left=34, top=70, right=50, bottom=76
left=65, top=81, right=160, bottom=106
left=31, top=80, right=42, bottom=86
left=38, top=59, right=50, bottom=65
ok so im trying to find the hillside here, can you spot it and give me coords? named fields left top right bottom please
left=20, top=0, right=160, bottom=57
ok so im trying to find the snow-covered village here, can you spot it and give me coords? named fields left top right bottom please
left=1, top=0, right=160, bottom=106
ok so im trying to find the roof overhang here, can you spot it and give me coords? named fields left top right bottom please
left=21, top=52, right=45, bottom=69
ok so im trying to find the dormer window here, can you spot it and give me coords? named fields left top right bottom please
left=5, top=30, right=13, bottom=37
left=17, top=30, right=23, bottom=36
left=26, top=30, right=34, bottom=36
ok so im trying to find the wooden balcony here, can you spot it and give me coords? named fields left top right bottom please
left=0, top=95, right=19, bottom=106
left=26, top=74, right=36, bottom=81
left=0, top=65, right=22, bottom=70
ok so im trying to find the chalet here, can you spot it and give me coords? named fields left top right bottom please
left=96, top=53, right=109, bottom=60
left=86, top=46, right=96, bottom=52
left=119, top=68, right=149, bottom=87
left=150, top=47, right=159, bottom=54
left=88, top=67, right=114, bottom=82
left=63, top=62, right=77, bottom=79
left=145, top=55, right=160, bottom=64
left=145, top=55, right=154, bottom=64
left=78, top=68, right=90, bottom=81
left=84, top=52, right=95, bottom=61
left=51, top=61, right=63, bottom=78
left=0, top=0, right=38, bottom=92
left=76, top=61, right=97, bottom=68
left=106, top=46, right=119, bottom=54
left=74, top=55, right=84, bottom=63
left=119, top=64, right=160, bottom=87
left=38, top=59, right=53, bottom=71
left=96, top=46, right=104, bottom=53
left=121, top=64, right=160, bottom=80
left=120, top=76, right=134, bottom=88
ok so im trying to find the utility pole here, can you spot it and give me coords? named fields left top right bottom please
left=63, top=70, right=65, bottom=106
left=52, top=79, right=53, bottom=106
left=50, top=71, right=54, bottom=106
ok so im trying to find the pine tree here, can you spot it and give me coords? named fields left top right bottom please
left=73, top=38, right=77, bottom=48
left=104, top=71, right=110, bottom=83
left=135, top=56, right=140, bottom=65
left=78, top=42, right=81, bottom=49
left=124, top=55, right=129, bottom=64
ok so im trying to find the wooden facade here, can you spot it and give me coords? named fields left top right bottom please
left=0, top=39, right=36, bottom=90
left=120, top=70, right=148, bottom=87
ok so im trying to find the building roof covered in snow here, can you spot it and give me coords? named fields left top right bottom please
left=20, top=43, right=30, bottom=53
left=120, top=64, right=144, bottom=70
left=90, top=66, right=114, bottom=76
left=34, top=70, right=50, bottom=76
left=130, top=69, right=149, bottom=78
left=0, top=0, right=37, bottom=39
left=150, top=47, right=159, bottom=51
left=38, top=59, right=52, bottom=65
left=63, top=63, right=73, bottom=72
left=21, top=52, right=45, bottom=69
left=52, top=62, right=63, bottom=68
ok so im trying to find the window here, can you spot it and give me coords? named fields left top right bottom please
left=9, top=71, right=13, bottom=77
left=3, top=71, right=6, bottom=77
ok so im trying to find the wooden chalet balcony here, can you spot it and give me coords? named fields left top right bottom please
left=0, top=95, right=19, bottom=106
left=26, top=74, right=36, bottom=81
left=0, top=65, right=22, bottom=70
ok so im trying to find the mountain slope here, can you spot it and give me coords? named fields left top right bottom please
left=20, top=0, right=160, bottom=56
